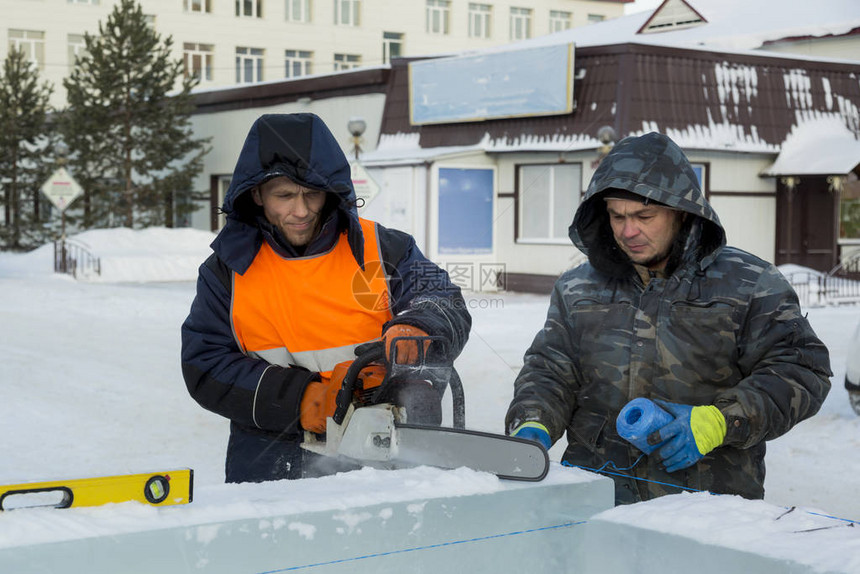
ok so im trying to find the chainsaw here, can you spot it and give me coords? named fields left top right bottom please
left=301, top=336, right=548, bottom=481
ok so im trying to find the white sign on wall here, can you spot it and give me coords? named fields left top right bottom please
left=351, top=161, right=380, bottom=207
left=409, top=43, right=575, bottom=125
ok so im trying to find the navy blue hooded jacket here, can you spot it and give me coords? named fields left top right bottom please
left=181, top=113, right=471, bottom=482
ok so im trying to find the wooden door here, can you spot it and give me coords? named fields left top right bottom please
left=775, top=176, right=838, bottom=272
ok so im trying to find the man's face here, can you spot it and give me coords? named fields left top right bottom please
left=606, top=198, right=685, bottom=271
left=252, top=177, right=326, bottom=247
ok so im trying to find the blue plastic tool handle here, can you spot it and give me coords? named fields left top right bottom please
left=616, top=397, right=673, bottom=454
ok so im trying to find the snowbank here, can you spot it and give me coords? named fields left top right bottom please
left=0, top=227, right=216, bottom=282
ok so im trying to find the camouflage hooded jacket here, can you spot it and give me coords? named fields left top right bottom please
left=506, top=132, right=831, bottom=504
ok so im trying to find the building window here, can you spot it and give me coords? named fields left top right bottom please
left=587, top=14, right=605, bottom=24
left=426, top=0, right=450, bottom=35
left=333, top=53, right=361, bottom=71
left=236, top=47, right=264, bottom=83
left=285, top=49, right=312, bottom=78
left=334, top=0, right=359, bottom=26
left=840, top=178, right=860, bottom=239
left=382, top=31, right=403, bottom=64
left=510, top=7, right=532, bottom=40
left=468, top=3, right=492, bottom=39
left=518, top=164, right=582, bottom=242
left=8, top=30, right=45, bottom=70
left=68, top=34, right=87, bottom=67
left=439, top=168, right=494, bottom=255
left=184, top=43, right=214, bottom=82
left=184, top=0, right=211, bottom=12
left=549, top=10, right=572, bottom=33
left=286, top=0, right=310, bottom=22
left=236, top=0, right=262, bottom=18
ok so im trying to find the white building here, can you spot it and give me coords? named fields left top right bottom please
left=1, top=0, right=628, bottom=109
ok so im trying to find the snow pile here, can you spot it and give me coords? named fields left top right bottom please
left=514, top=0, right=860, bottom=54
left=74, top=227, right=216, bottom=283
left=0, top=227, right=216, bottom=283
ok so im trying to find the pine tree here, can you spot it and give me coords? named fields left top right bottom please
left=60, top=0, right=209, bottom=229
left=0, top=48, right=54, bottom=250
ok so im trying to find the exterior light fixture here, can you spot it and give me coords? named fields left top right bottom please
left=596, top=125, right=617, bottom=159
left=348, top=117, right=366, bottom=160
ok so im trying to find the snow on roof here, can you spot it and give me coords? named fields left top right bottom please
left=364, top=132, right=602, bottom=164
left=762, top=117, right=860, bottom=176
left=509, top=0, right=860, bottom=53
left=383, top=0, right=860, bottom=160
left=361, top=133, right=486, bottom=166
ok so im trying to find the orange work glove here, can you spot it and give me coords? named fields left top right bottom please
left=299, top=361, right=352, bottom=434
left=299, top=361, right=386, bottom=433
left=382, top=324, right=431, bottom=364
left=299, top=380, right=329, bottom=434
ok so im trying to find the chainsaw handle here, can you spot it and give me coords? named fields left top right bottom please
left=333, top=341, right=385, bottom=425
left=332, top=336, right=466, bottom=429
left=449, top=368, right=465, bottom=429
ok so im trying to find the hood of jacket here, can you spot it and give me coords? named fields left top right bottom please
left=211, top=113, right=364, bottom=274
left=569, top=132, right=726, bottom=278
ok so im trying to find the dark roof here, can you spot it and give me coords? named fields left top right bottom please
left=378, top=43, right=860, bottom=151
left=191, top=67, right=390, bottom=115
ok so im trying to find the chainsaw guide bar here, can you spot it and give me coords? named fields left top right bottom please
left=303, top=405, right=549, bottom=481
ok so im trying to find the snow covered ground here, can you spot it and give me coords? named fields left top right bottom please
left=0, top=227, right=858, bottom=558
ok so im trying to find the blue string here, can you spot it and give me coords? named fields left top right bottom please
left=803, top=511, right=860, bottom=525
left=561, top=457, right=705, bottom=493
left=256, top=520, right=587, bottom=573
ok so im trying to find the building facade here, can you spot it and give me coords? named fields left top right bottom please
left=185, top=0, right=860, bottom=293
left=2, top=0, right=628, bottom=109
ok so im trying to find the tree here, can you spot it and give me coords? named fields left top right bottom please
left=0, top=48, right=54, bottom=250
left=60, top=0, right=209, bottom=229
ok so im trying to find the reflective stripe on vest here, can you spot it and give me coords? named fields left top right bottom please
left=231, top=218, right=393, bottom=374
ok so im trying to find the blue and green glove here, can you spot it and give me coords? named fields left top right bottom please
left=511, top=422, right=552, bottom=450
left=648, top=400, right=727, bottom=473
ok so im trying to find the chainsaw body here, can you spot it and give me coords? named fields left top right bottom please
left=302, top=335, right=462, bottom=459
left=301, top=336, right=548, bottom=481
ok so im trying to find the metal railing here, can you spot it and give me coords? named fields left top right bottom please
left=783, top=252, right=860, bottom=307
left=54, top=239, right=101, bottom=279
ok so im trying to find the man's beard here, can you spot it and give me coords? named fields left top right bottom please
left=634, top=246, right=673, bottom=270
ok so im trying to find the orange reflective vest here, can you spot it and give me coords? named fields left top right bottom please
left=231, top=218, right=393, bottom=375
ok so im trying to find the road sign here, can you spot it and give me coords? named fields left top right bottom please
left=350, top=161, right=380, bottom=207
left=41, top=167, right=84, bottom=212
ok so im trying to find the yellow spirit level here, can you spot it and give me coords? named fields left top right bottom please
left=0, top=469, right=193, bottom=510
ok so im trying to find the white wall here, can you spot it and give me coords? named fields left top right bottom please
left=334, top=144, right=782, bottom=290
left=494, top=150, right=593, bottom=278
left=687, top=150, right=777, bottom=262
left=362, top=165, right=429, bottom=254
left=490, top=147, right=780, bottom=281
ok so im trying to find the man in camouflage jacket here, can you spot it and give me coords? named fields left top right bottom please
left=505, top=132, right=831, bottom=504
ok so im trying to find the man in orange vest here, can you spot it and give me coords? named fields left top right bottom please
left=181, top=113, right=471, bottom=483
